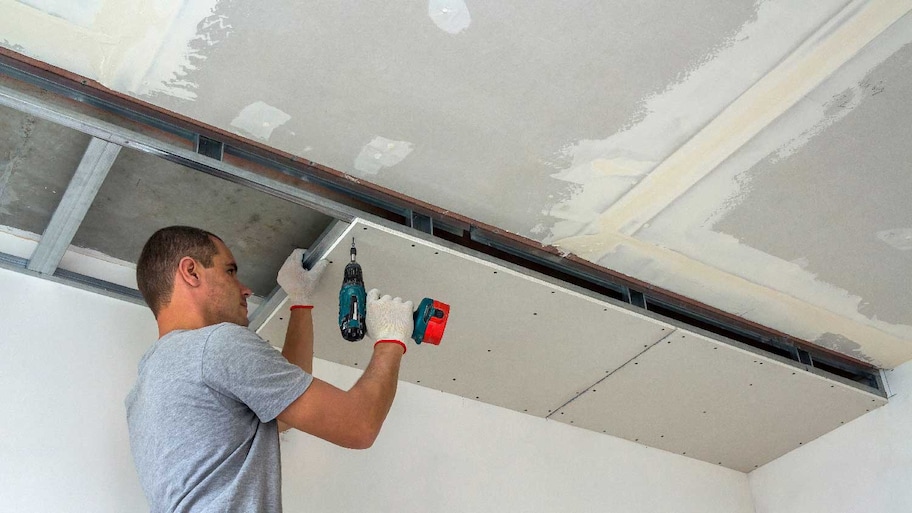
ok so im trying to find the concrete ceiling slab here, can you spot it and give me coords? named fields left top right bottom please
left=70, top=146, right=333, bottom=295
left=257, top=218, right=886, bottom=471
left=0, top=103, right=91, bottom=235
left=553, top=330, right=887, bottom=472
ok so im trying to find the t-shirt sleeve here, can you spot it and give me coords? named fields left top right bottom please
left=201, top=323, right=313, bottom=423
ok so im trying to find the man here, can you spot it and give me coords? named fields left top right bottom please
left=125, top=226, right=413, bottom=512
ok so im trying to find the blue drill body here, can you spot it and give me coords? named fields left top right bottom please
left=338, top=239, right=367, bottom=341
left=336, top=238, right=449, bottom=345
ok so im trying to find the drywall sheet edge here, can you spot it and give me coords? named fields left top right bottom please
left=552, top=329, right=888, bottom=472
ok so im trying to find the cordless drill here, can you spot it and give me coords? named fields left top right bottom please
left=337, top=239, right=450, bottom=345
left=338, top=239, right=367, bottom=342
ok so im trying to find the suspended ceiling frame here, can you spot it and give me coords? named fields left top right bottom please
left=0, top=48, right=883, bottom=391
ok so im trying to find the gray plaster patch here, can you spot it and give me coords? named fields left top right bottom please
left=876, top=228, right=912, bottom=251
left=814, top=332, right=875, bottom=365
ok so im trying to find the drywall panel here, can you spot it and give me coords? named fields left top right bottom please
left=749, top=360, right=912, bottom=512
left=553, top=330, right=887, bottom=472
left=258, top=219, right=676, bottom=417
left=281, top=358, right=755, bottom=513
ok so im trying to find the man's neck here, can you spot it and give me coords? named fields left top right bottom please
left=156, top=309, right=210, bottom=338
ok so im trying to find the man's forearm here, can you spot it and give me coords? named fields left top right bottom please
left=351, top=343, right=404, bottom=432
left=282, top=308, right=314, bottom=374
left=275, top=342, right=404, bottom=447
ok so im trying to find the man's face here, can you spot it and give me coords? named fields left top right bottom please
left=200, top=237, right=253, bottom=327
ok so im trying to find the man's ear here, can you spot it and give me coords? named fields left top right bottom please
left=177, top=256, right=201, bottom=286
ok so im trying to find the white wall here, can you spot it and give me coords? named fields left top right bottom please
left=0, top=268, right=156, bottom=512
left=749, top=361, right=912, bottom=513
left=0, top=266, right=754, bottom=513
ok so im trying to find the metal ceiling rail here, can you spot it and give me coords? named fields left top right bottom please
left=0, top=50, right=884, bottom=392
left=0, top=250, right=145, bottom=305
left=0, top=84, right=363, bottom=224
left=27, top=137, right=121, bottom=275
left=247, top=220, right=351, bottom=330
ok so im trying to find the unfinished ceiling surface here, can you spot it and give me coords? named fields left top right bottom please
left=0, top=103, right=333, bottom=294
left=3, top=0, right=909, bottom=367
left=257, top=219, right=887, bottom=472
left=0, top=103, right=89, bottom=234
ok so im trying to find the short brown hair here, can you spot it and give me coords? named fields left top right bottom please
left=136, top=226, right=221, bottom=317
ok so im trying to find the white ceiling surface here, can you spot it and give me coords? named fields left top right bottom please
left=257, top=219, right=887, bottom=472
left=3, top=0, right=912, bottom=366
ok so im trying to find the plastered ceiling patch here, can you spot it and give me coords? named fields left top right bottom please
left=428, top=0, right=471, bottom=34
left=354, top=137, right=414, bottom=175
left=876, top=228, right=912, bottom=251
left=545, top=157, right=652, bottom=233
left=110, top=0, right=228, bottom=100
left=17, top=0, right=103, bottom=28
left=0, top=0, right=227, bottom=100
left=229, top=101, right=291, bottom=141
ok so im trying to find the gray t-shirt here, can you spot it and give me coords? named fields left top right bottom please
left=125, top=322, right=312, bottom=513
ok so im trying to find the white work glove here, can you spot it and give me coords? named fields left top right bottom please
left=276, top=249, right=329, bottom=308
left=367, top=288, right=414, bottom=354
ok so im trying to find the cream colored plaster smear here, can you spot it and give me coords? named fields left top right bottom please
left=0, top=0, right=224, bottom=99
left=552, top=231, right=912, bottom=368
left=17, top=0, right=104, bottom=28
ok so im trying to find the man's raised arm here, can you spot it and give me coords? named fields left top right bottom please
left=272, top=249, right=415, bottom=446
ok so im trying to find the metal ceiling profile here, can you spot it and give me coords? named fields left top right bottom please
left=0, top=48, right=884, bottom=394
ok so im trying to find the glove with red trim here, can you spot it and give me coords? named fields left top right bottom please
left=277, top=249, right=329, bottom=308
left=366, top=288, right=413, bottom=354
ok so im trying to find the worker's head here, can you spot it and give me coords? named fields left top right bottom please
left=137, top=226, right=252, bottom=327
